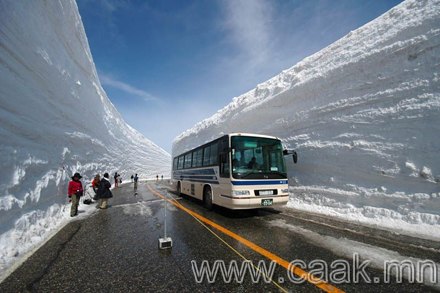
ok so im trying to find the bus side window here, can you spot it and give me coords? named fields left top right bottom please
left=193, top=148, right=203, bottom=167
left=210, top=142, right=218, bottom=165
left=203, top=145, right=211, bottom=166
left=184, top=153, right=192, bottom=169
left=178, top=156, right=184, bottom=170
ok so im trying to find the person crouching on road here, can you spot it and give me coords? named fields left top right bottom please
left=68, top=172, right=83, bottom=217
left=97, top=172, right=113, bottom=209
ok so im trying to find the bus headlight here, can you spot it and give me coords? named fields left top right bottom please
left=232, top=190, right=250, bottom=196
left=281, top=188, right=289, bottom=194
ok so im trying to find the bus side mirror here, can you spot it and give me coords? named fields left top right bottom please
left=283, top=149, right=298, bottom=164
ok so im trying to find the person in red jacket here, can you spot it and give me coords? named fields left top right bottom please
left=68, top=172, right=83, bottom=217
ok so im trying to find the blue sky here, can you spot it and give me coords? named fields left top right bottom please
left=77, top=0, right=403, bottom=153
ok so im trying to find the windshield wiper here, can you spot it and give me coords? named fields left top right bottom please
left=239, top=172, right=257, bottom=179
left=269, top=171, right=287, bottom=177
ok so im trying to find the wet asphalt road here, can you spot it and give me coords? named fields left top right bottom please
left=0, top=181, right=438, bottom=292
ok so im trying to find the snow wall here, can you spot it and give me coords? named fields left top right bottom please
left=0, top=1, right=170, bottom=276
left=174, top=0, right=440, bottom=238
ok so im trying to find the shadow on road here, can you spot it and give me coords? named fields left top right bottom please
left=164, top=188, right=281, bottom=219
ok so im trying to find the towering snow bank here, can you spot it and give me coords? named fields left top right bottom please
left=174, top=0, right=440, bottom=238
left=0, top=1, right=170, bottom=276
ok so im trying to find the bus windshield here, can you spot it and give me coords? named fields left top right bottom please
left=231, top=136, right=287, bottom=179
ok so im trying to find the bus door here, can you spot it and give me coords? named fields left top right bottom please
left=217, top=136, right=231, bottom=202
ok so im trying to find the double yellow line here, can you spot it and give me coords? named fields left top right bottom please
left=147, top=184, right=344, bottom=293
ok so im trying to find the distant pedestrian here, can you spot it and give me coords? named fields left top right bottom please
left=131, top=175, right=134, bottom=183
left=156, top=174, right=159, bottom=181
left=114, top=172, right=119, bottom=188
left=97, top=173, right=112, bottom=209
left=161, top=175, right=163, bottom=181
left=68, top=172, right=83, bottom=217
left=91, top=174, right=100, bottom=200
left=134, top=173, right=139, bottom=193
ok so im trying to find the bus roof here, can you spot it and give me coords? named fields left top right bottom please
left=173, top=133, right=282, bottom=158
left=228, top=133, right=281, bottom=141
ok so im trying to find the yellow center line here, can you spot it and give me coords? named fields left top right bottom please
left=172, top=197, right=289, bottom=292
left=147, top=184, right=344, bottom=293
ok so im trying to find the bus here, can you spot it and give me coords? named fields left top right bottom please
left=172, top=133, right=297, bottom=210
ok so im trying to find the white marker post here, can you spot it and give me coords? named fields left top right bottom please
left=158, top=198, right=172, bottom=249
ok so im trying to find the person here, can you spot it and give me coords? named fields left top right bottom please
left=131, top=175, right=134, bottom=183
left=97, top=173, right=112, bottom=209
left=161, top=175, right=163, bottom=181
left=92, top=174, right=100, bottom=192
left=156, top=174, right=159, bottom=181
left=134, top=173, right=139, bottom=193
left=91, top=174, right=100, bottom=200
left=114, top=172, right=119, bottom=188
left=68, top=172, right=83, bottom=217
left=247, top=157, right=258, bottom=169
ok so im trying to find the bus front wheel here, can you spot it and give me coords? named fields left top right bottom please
left=177, top=182, right=182, bottom=196
left=203, top=186, right=213, bottom=210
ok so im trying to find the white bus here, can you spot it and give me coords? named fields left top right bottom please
left=172, top=133, right=297, bottom=210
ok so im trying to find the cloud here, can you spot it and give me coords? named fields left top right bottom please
left=216, top=0, right=285, bottom=92
left=99, top=74, right=157, bottom=102
left=222, top=0, right=274, bottom=65
left=94, top=0, right=129, bottom=12
left=77, top=0, right=131, bottom=44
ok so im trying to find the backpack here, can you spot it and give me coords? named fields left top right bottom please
left=83, top=198, right=92, bottom=205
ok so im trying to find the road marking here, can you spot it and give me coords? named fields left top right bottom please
left=112, top=199, right=164, bottom=208
left=150, top=185, right=288, bottom=292
left=148, top=184, right=344, bottom=293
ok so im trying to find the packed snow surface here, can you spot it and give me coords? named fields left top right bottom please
left=174, top=0, right=440, bottom=239
left=0, top=1, right=170, bottom=278
left=268, top=219, right=440, bottom=289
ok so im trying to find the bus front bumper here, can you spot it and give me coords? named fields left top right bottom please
left=220, top=195, right=289, bottom=210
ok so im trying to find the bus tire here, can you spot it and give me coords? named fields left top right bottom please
left=203, top=186, right=213, bottom=210
left=177, top=182, right=182, bottom=196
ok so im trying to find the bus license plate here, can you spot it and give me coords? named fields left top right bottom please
left=259, top=190, right=273, bottom=196
left=261, top=199, right=273, bottom=206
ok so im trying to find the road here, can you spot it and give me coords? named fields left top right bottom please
left=1, top=181, right=438, bottom=292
